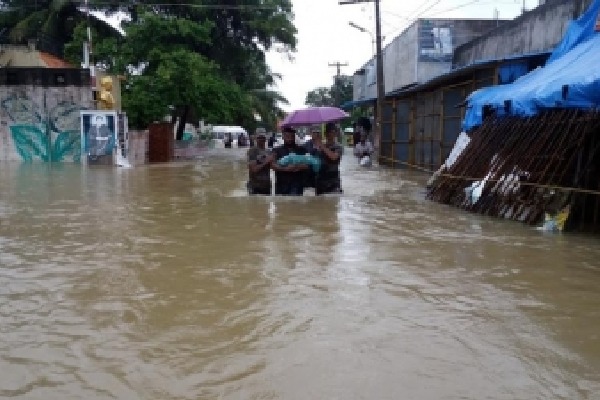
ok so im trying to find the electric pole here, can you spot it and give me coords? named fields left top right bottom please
left=328, top=61, right=348, bottom=107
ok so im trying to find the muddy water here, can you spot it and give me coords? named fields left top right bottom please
left=0, top=148, right=599, bottom=399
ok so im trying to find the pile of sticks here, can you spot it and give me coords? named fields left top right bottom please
left=427, top=109, right=600, bottom=230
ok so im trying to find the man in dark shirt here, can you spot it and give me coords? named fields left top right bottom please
left=270, top=126, right=309, bottom=196
left=311, top=122, right=343, bottom=195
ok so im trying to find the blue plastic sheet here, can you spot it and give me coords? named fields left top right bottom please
left=463, top=0, right=600, bottom=131
left=498, top=62, right=528, bottom=84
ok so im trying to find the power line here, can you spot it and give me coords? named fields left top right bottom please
left=380, top=0, right=523, bottom=42
left=5, top=2, right=280, bottom=10
left=328, top=61, right=349, bottom=77
left=381, top=0, right=441, bottom=42
left=382, top=10, right=410, bottom=20
left=99, top=3, right=278, bottom=9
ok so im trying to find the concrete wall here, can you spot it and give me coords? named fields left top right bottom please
left=383, top=23, right=418, bottom=96
left=128, top=130, right=148, bottom=165
left=352, top=68, right=369, bottom=101
left=453, top=0, right=594, bottom=67
left=353, top=18, right=506, bottom=101
left=0, top=84, right=93, bottom=162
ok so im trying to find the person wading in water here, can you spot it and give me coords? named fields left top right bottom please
left=311, top=122, right=343, bottom=195
left=247, top=131, right=273, bottom=195
left=270, top=127, right=309, bottom=196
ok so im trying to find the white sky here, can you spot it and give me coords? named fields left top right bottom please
left=268, top=0, right=541, bottom=111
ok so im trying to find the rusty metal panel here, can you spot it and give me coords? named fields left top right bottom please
left=148, top=122, right=173, bottom=163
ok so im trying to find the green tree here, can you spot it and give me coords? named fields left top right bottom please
left=331, top=75, right=353, bottom=107
left=106, top=13, right=247, bottom=131
left=2, top=1, right=298, bottom=135
left=305, top=75, right=353, bottom=107
left=305, top=87, right=333, bottom=107
left=0, top=0, right=120, bottom=50
left=123, top=49, right=249, bottom=129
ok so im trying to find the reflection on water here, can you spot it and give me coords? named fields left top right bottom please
left=0, top=149, right=599, bottom=399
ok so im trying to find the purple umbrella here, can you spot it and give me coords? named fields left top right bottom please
left=281, top=106, right=349, bottom=127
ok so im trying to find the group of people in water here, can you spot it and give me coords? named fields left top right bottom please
left=247, top=118, right=374, bottom=196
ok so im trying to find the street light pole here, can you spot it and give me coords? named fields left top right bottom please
left=374, top=0, right=385, bottom=157
left=340, top=0, right=384, bottom=157
left=348, top=21, right=375, bottom=57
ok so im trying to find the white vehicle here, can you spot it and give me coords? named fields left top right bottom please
left=210, top=126, right=248, bottom=147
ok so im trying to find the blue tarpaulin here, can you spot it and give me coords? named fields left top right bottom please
left=463, top=0, right=600, bottom=131
left=340, top=97, right=376, bottom=110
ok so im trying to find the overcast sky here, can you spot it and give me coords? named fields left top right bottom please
left=268, top=0, right=541, bottom=111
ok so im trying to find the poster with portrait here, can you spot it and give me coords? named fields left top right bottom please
left=418, top=20, right=454, bottom=62
left=80, top=111, right=117, bottom=157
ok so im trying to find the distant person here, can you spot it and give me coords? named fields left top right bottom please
left=271, top=126, right=309, bottom=196
left=268, top=133, right=276, bottom=148
left=353, top=132, right=374, bottom=167
left=247, top=132, right=273, bottom=195
left=312, top=122, right=343, bottom=195
left=356, top=117, right=372, bottom=138
left=352, top=122, right=360, bottom=147
left=353, top=133, right=374, bottom=159
left=224, top=133, right=233, bottom=148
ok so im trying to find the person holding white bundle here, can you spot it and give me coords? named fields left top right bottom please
left=353, top=133, right=374, bottom=166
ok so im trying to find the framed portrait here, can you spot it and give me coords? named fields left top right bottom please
left=80, top=110, right=117, bottom=157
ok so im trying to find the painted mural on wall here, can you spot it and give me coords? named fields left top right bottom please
left=0, top=93, right=84, bottom=162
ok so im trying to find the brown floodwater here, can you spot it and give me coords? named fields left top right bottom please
left=0, top=148, right=599, bottom=400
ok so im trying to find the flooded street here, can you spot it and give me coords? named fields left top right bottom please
left=1, top=148, right=599, bottom=400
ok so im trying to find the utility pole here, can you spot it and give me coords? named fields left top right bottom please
left=340, top=0, right=384, bottom=158
left=328, top=61, right=348, bottom=107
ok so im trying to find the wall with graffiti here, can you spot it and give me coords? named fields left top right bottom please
left=0, top=85, right=93, bottom=162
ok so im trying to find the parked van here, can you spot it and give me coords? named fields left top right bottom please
left=210, top=126, right=248, bottom=148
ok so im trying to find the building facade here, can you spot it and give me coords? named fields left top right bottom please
left=453, top=0, right=594, bottom=68
left=353, top=18, right=506, bottom=101
left=349, top=0, right=594, bottom=172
